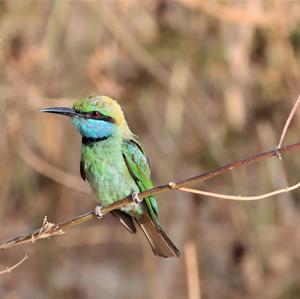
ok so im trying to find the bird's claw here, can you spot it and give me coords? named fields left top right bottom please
left=95, top=205, right=104, bottom=219
left=132, top=191, right=142, bottom=203
left=275, top=146, right=283, bottom=160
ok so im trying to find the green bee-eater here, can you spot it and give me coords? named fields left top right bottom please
left=41, top=96, right=180, bottom=257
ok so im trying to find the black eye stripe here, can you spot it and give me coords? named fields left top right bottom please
left=75, top=110, right=115, bottom=123
left=99, top=115, right=115, bottom=123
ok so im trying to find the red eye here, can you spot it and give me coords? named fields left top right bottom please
left=91, top=111, right=101, bottom=119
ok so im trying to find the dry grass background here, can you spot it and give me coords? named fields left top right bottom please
left=1, top=1, right=300, bottom=298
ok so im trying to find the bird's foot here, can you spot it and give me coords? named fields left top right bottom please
left=275, top=145, right=283, bottom=160
left=94, top=205, right=104, bottom=219
left=132, top=191, right=142, bottom=204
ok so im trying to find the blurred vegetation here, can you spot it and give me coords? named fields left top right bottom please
left=1, top=1, right=300, bottom=298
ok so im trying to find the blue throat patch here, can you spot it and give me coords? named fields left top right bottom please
left=72, top=117, right=116, bottom=139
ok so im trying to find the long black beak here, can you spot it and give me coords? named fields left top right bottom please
left=40, top=107, right=80, bottom=117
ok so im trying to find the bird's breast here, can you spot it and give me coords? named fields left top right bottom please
left=81, top=142, right=142, bottom=215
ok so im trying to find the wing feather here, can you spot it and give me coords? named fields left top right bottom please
left=122, top=139, right=158, bottom=222
left=80, top=157, right=86, bottom=181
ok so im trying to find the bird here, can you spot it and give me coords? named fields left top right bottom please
left=41, top=95, right=180, bottom=258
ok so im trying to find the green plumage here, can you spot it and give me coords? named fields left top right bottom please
left=42, top=95, right=180, bottom=257
left=81, top=136, right=149, bottom=217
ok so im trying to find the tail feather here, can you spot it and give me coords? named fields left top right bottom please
left=136, top=213, right=180, bottom=258
left=111, top=210, right=137, bottom=234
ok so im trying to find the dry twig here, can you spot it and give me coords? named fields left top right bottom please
left=177, top=180, right=300, bottom=201
left=277, top=94, right=300, bottom=151
left=184, top=241, right=201, bottom=299
left=1, top=142, right=300, bottom=250
left=0, top=255, right=28, bottom=275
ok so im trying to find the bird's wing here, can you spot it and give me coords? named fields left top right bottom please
left=122, top=139, right=159, bottom=224
left=80, top=156, right=86, bottom=180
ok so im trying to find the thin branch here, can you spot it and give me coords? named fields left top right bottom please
left=1, top=142, right=300, bottom=250
left=184, top=241, right=201, bottom=299
left=0, top=255, right=28, bottom=275
left=277, top=93, right=300, bottom=150
left=177, top=180, right=300, bottom=201
left=0, top=213, right=94, bottom=250
left=165, top=141, right=300, bottom=191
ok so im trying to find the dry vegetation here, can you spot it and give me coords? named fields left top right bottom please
left=1, top=1, right=300, bottom=298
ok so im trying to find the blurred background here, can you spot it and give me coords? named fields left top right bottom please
left=1, top=1, right=300, bottom=298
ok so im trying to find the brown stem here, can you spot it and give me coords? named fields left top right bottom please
left=277, top=94, right=300, bottom=150
left=0, top=255, right=28, bottom=275
left=1, top=141, right=300, bottom=250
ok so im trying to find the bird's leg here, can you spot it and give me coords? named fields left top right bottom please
left=132, top=191, right=143, bottom=203
left=94, top=204, right=104, bottom=219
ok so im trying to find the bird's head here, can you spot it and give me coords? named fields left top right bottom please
left=41, top=96, right=132, bottom=140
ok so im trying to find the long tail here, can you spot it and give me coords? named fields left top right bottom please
left=136, top=213, right=180, bottom=258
